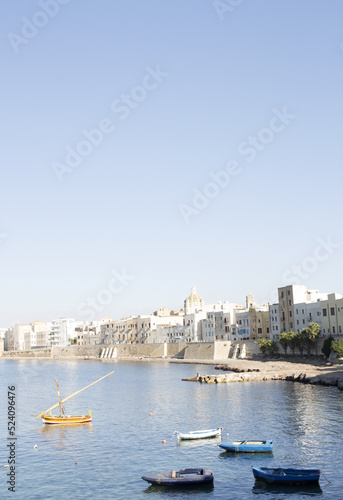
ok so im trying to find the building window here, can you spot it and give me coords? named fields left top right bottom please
left=296, top=309, right=298, bottom=314
left=289, top=300, right=291, bottom=306
left=330, top=308, right=335, bottom=316
left=323, top=309, right=327, bottom=317
left=333, top=327, right=336, bottom=334
left=289, top=311, right=292, bottom=317
left=281, top=291, right=284, bottom=298
left=290, top=322, right=293, bottom=328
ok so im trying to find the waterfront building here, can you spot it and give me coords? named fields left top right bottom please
left=4, top=328, right=14, bottom=351
left=100, top=314, right=183, bottom=344
left=13, top=323, right=31, bottom=350
left=137, top=314, right=183, bottom=343
left=234, top=309, right=250, bottom=340
left=100, top=318, right=132, bottom=344
left=25, top=320, right=51, bottom=349
left=76, top=319, right=111, bottom=346
left=201, top=302, right=243, bottom=341
left=278, top=285, right=327, bottom=333
left=49, top=318, right=82, bottom=347
left=269, top=303, right=280, bottom=339
left=0, top=328, right=6, bottom=352
left=293, top=301, right=323, bottom=333
left=232, top=295, right=268, bottom=341
left=249, top=307, right=270, bottom=340
left=321, top=293, right=343, bottom=337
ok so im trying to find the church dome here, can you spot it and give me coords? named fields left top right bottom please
left=184, top=286, right=204, bottom=314
left=186, top=286, right=203, bottom=304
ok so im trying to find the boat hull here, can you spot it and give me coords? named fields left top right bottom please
left=42, top=411, right=92, bottom=424
left=252, top=467, right=320, bottom=485
left=219, top=440, right=273, bottom=453
left=176, top=428, right=222, bottom=440
left=142, top=468, right=214, bottom=486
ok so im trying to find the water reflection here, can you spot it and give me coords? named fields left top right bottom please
left=176, top=436, right=222, bottom=449
left=143, top=483, right=214, bottom=496
left=40, top=422, right=93, bottom=448
left=252, top=480, right=322, bottom=496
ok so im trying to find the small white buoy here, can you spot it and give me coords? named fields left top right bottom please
left=4, top=465, right=9, bottom=468
left=34, top=445, right=38, bottom=449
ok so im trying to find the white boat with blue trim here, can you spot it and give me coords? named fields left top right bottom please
left=175, top=427, right=222, bottom=440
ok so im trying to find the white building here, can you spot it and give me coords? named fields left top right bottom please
left=269, top=303, right=280, bottom=339
left=137, top=314, right=183, bottom=344
left=49, top=318, right=82, bottom=347
left=278, top=284, right=327, bottom=333
left=321, top=293, right=343, bottom=337
left=201, top=302, right=240, bottom=341
left=234, top=309, right=250, bottom=340
left=293, top=302, right=323, bottom=333
left=13, top=323, right=31, bottom=350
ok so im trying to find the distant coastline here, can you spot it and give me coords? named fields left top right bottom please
left=2, top=347, right=343, bottom=391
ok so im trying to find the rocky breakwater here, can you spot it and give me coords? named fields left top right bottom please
left=285, top=369, right=343, bottom=391
left=182, top=359, right=343, bottom=391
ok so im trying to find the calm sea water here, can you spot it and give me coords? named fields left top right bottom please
left=0, top=358, right=342, bottom=499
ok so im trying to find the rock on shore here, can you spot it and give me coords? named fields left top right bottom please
left=182, top=359, right=343, bottom=390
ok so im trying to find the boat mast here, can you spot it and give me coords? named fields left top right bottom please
left=36, top=371, right=115, bottom=419
left=55, top=378, right=64, bottom=416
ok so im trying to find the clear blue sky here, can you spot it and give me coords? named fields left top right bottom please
left=1, top=0, right=343, bottom=326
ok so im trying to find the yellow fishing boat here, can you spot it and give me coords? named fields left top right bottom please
left=41, top=410, right=92, bottom=425
left=36, top=372, right=114, bottom=425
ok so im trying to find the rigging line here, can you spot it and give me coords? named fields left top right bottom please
left=234, top=467, right=252, bottom=481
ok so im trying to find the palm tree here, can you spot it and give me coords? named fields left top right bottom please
left=287, top=331, right=298, bottom=355
left=279, top=332, right=289, bottom=355
left=307, top=322, right=321, bottom=355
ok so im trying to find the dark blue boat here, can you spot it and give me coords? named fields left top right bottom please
left=252, top=467, right=320, bottom=485
left=142, top=468, right=214, bottom=486
left=219, top=440, right=273, bottom=453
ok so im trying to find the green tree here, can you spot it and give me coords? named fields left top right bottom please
left=322, top=336, right=334, bottom=359
left=287, top=331, right=298, bottom=355
left=258, top=339, right=278, bottom=357
left=267, top=340, right=278, bottom=356
left=331, top=340, right=343, bottom=358
left=258, top=338, right=269, bottom=356
left=307, top=322, right=321, bottom=355
left=295, top=330, right=307, bottom=356
left=279, top=332, right=290, bottom=355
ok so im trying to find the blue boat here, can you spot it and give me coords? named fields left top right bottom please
left=252, top=467, right=321, bottom=485
left=219, top=440, right=273, bottom=453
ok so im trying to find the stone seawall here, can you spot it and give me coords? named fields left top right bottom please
left=1, top=338, right=331, bottom=361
